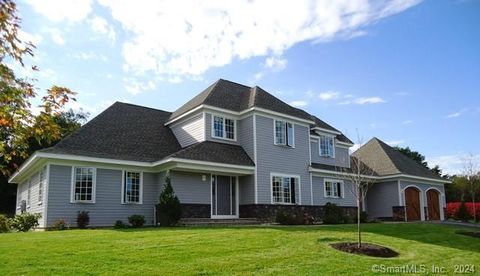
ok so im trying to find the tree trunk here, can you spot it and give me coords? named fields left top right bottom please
left=357, top=196, right=361, bottom=248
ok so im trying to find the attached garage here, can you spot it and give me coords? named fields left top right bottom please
left=426, top=188, right=441, bottom=220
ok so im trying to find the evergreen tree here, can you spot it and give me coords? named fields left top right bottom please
left=156, top=174, right=182, bottom=226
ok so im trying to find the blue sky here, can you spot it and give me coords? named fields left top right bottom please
left=12, top=0, right=480, bottom=174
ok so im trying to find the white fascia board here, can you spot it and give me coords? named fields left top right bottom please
left=309, top=167, right=449, bottom=184
left=312, top=127, right=341, bottom=135
left=10, top=152, right=255, bottom=183
left=165, top=104, right=315, bottom=126
left=337, top=141, right=354, bottom=147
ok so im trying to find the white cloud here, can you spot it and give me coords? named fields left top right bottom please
left=96, top=0, right=420, bottom=78
left=353, top=97, right=386, bottom=104
left=339, top=96, right=386, bottom=105
left=123, top=77, right=156, bottom=95
left=289, top=100, right=308, bottom=107
left=318, top=91, right=340, bottom=101
left=89, top=16, right=116, bottom=41
left=25, top=0, right=93, bottom=22
left=386, top=140, right=405, bottom=146
left=48, top=29, right=65, bottom=45
left=402, top=120, right=413, bottom=125
left=427, top=153, right=480, bottom=175
left=74, top=52, right=108, bottom=61
left=264, top=56, right=287, bottom=71
left=446, top=109, right=467, bottom=118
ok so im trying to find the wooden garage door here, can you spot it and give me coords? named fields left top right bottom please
left=405, top=187, right=421, bottom=221
left=427, top=189, right=440, bottom=220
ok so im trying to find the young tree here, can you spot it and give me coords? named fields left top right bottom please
left=340, top=133, right=376, bottom=248
left=156, top=172, right=182, bottom=226
left=463, top=154, right=479, bottom=222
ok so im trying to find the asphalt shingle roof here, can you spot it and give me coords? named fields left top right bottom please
left=40, top=102, right=254, bottom=166
left=169, top=79, right=313, bottom=121
left=352, top=137, right=445, bottom=180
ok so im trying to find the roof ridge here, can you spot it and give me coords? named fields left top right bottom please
left=372, top=138, right=403, bottom=174
left=218, top=78, right=252, bottom=89
left=114, top=101, right=171, bottom=113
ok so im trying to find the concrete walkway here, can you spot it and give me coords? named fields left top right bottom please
left=441, top=220, right=480, bottom=228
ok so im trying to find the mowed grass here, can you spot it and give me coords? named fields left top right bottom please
left=0, top=223, right=479, bottom=275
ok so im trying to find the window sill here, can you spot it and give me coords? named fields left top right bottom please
left=274, top=144, right=294, bottom=149
left=212, top=136, right=236, bottom=142
left=272, top=202, right=296, bottom=205
left=122, top=202, right=143, bottom=205
left=71, top=201, right=95, bottom=204
left=37, top=202, right=43, bottom=206
left=320, top=155, right=335, bottom=159
left=324, top=196, right=342, bottom=199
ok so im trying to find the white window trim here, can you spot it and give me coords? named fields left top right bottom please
left=319, top=135, right=335, bottom=158
left=70, top=166, right=97, bottom=204
left=121, top=170, right=144, bottom=204
left=211, top=114, right=237, bottom=141
left=38, top=166, right=46, bottom=205
left=323, top=179, right=344, bottom=198
left=273, top=119, right=295, bottom=148
left=27, top=178, right=31, bottom=209
left=270, top=172, right=300, bottom=205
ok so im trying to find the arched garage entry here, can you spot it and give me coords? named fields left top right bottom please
left=405, top=186, right=421, bottom=221
left=426, top=189, right=441, bottom=220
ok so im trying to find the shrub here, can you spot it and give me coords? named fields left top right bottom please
left=447, top=202, right=480, bottom=220
left=10, top=213, right=41, bottom=232
left=456, top=201, right=471, bottom=222
left=354, top=211, right=369, bottom=223
left=0, top=214, right=11, bottom=233
left=156, top=175, right=182, bottom=226
left=77, top=211, right=90, bottom=229
left=52, top=219, right=69, bottom=230
left=275, top=211, right=315, bottom=225
left=128, top=215, right=146, bottom=227
left=114, top=220, right=127, bottom=229
left=323, top=202, right=347, bottom=224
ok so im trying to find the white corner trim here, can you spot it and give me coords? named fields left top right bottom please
left=43, top=163, right=50, bottom=228
left=253, top=114, right=258, bottom=204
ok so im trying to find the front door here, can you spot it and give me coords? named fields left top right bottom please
left=211, top=175, right=238, bottom=218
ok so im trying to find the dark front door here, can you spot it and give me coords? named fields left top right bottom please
left=212, top=175, right=237, bottom=218
left=405, top=187, right=421, bottom=221
left=427, top=189, right=440, bottom=220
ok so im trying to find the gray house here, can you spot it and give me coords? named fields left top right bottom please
left=9, top=79, right=449, bottom=227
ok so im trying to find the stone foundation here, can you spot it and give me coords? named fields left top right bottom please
left=240, top=204, right=357, bottom=222
left=392, top=206, right=406, bottom=221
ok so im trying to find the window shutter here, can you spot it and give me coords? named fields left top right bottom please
left=337, top=182, right=342, bottom=198
left=290, top=178, right=296, bottom=204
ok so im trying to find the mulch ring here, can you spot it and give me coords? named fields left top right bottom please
left=456, top=231, right=480, bottom=238
left=330, top=242, right=399, bottom=258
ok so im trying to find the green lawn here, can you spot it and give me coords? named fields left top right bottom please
left=0, top=223, right=479, bottom=275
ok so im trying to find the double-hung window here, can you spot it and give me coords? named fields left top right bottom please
left=213, top=115, right=235, bottom=140
left=72, top=167, right=96, bottom=203
left=123, top=171, right=142, bottom=204
left=272, top=175, right=297, bottom=204
left=324, top=179, right=343, bottom=198
left=38, top=166, right=46, bottom=203
left=319, top=135, right=335, bottom=157
left=274, top=120, right=294, bottom=147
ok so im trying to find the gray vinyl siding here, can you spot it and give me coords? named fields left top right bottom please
left=255, top=115, right=311, bottom=205
left=239, top=174, right=255, bottom=204
left=171, top=112, right=205, bottom=147
left=15, top=168, right=46, bottom=227
left=169, top=170, right=210, bottom=204
left=237, top=115, right=255, bottom=161
left=47, top=165, right=160, bottom=227
left=399, top=180, right=446, bottom=208
left=311, top=140, right=350, bottom=168
left=311, top=176, right=356, bottom=206
left=365, top=181, right=398, bottom=218
left=205, top=113, right=239, bottom=145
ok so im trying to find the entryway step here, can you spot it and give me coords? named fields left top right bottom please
left=179, top=218, right=262, bottom=226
